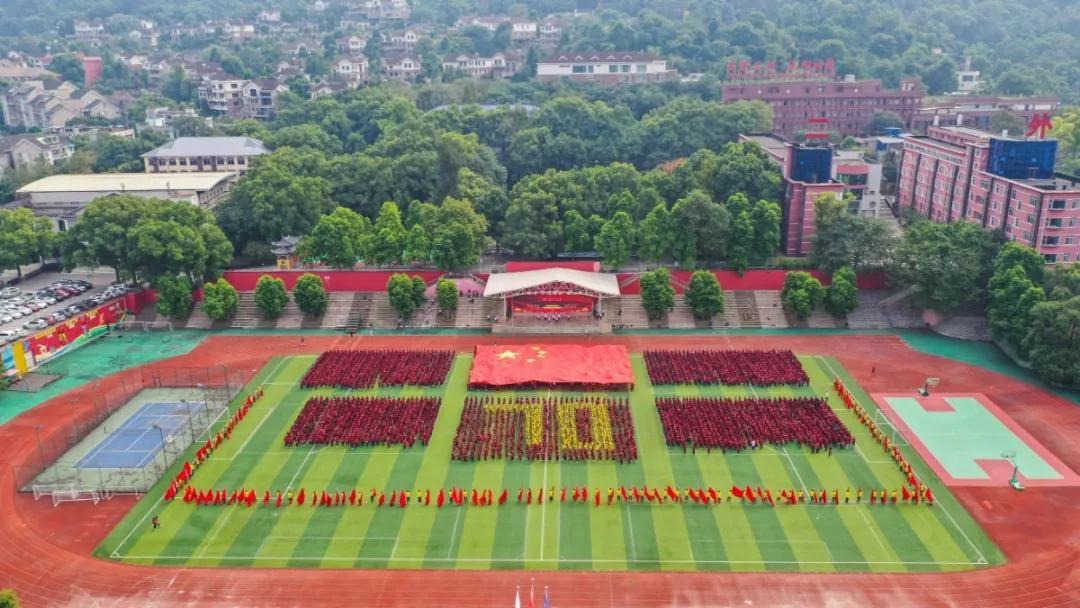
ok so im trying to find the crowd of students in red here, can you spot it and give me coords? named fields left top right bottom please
left=644, top=349, right=810, bottom=386
left=300, top=349, right=454, bottom=389
left=283, top=396, right=440, bottom=449
left=451, top=396, right=638, bottom=462
left=162, top=387, right=266, bottom=502
left=655, top=396, right=855, bottom=452
left=174, top=483, right=934, bottom=509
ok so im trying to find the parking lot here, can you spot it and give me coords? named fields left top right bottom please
left=0, top=268, right=126, bottom=346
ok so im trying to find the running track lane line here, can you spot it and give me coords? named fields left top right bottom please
left=815, top=355, right=990, bottom=566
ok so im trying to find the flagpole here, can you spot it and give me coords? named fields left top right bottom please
left=514, top=585, right=521, bottom=608
left=530, top=578, right=535, bottom=608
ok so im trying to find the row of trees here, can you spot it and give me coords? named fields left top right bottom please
left=986, top=243, right=1080, bottom=387
left=780, top=268, right=858, bottom=320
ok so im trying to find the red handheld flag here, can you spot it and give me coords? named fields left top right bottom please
left=437, top=489, right=445, bottom=507
left=730, top=485, right=744, bottom=499
left=399, top=492, right=407, bottom=508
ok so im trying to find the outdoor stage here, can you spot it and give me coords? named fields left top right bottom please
left=484, top=268, right=620, bottom=335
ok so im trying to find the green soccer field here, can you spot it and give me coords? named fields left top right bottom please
left=96, top=352, right=1003, bottom=572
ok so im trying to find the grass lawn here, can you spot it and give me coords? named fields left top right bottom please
left=96, top=352, right=1003, bottom=572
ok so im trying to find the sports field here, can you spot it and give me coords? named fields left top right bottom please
left=97, top=352, right=1002, bottom=573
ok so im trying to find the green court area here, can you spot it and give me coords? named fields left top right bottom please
left=97, top=353, right=1002, bottom=572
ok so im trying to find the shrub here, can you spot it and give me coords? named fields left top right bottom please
left=154, top=275, right=194, bottom=319
left=293, top=273, right=328, bottom=316
left=824, top=266, right=859, bottom=317
left=685, top=270, right=724, bottom=319
left=436, top=278, right=459, bottom=313
left=254, top=275, right=288, bottom=319
left=201, top=277, right=238, bottom=321
left=782, top=271, right=824, bottom=320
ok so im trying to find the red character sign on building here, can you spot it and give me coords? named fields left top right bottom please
left=1025, top=112, right=1053, bottom=139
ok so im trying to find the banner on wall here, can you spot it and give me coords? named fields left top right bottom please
left=24, top=299, right=126, bottom=367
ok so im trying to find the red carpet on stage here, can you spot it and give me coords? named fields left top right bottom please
left=469, top=344, right=633, bottom=390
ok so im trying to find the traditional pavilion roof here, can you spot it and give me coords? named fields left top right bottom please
left=483, top=268, right=620, bottom=298
left=271, top=235, right=302, bottom=255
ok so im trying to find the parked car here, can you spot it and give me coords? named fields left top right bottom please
left=3, top=308, right=24, bottom=320
left=0, top=287, right=21, bottom=299
left=0, top=330, right=17, bottom=344
left=34, top=292, right=58, bottom=305
left=47, top=311, right=67, bottom=323
left=22, top=319, right=47, bottom=331
left=0, top=313, right=13, bottom=324
left=64, top=305, right=81, bottom=315
left=10, top=305, right=32, bottom=316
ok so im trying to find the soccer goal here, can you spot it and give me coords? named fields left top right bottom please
left=118, top=320, right=174, bottom=333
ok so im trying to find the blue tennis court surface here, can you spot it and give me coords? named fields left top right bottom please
left=77, top=401, right=205, bottom=469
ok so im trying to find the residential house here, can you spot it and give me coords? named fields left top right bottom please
left=143, top=107, right=201, bottom=134
left=442, top=52, right=522, bottom=80
left=339, top=11, right=369, bottom=30
left=382, top=53, right=421, bottom=82
left=339, top=35, right=369, bottom=57
left=311, top=82, right=350, bottom=99
left=537, top=51, right=675, bottom=84
left=365, top=0, right=410, bottom=23
left=0, top=81, right=119, bottom=130
left=385, top=28, right=421, bottom=52
left=457, top=15, right=537, bottom=42
left=257, top=10, right=282, bottom=24
left=0, top=133, right=74, bottom=177
left=73, top=20, right=105, bottom=41
left=333, top=58, right=369, bottom=86
left=537, top=18, right=566, bottom=46
left=142, top=137, right=267, bottom=173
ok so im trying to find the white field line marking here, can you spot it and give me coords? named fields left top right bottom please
left=624, top=505, right=637, bottom=560
left=854, top=443, right=895, bottom=465
left=120, top=553, right=985, bottom=566
left=539, top=460, right=548, bottom=560
left=447, top=507, right=463, bottom=559
left=208, top=450, right=422, bottom=460
left=815, top=356, right=989, bottom=566
left=264, top=535, right=397, bottom=541
left=197, top=507, right=238, bottom=559
left=390, top=536, right=400, bottom=560
left=858, top=507, right=890, bottom=557
left=285, top=447, right=317, bottom=491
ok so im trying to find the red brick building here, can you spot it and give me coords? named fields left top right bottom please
left=741, top=134, right=844, bottom=256
left=898, top=126, right=1080, bottom=264
left=723, top=77, right=924, bottom=137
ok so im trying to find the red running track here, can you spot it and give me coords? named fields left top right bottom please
left=2, top=334, right=1079, bottom=607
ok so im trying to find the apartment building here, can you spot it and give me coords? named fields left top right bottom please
left=912, top=96, right=1060, bottom=133
left=537, top=51, right=675, bottom=84
left=0, top=81, right=120, bottom=130
left=441, top=52, right=522, bottom=80
left=382, top=53, right=422, bottom=82
left=195, top=68, right=287, bottom=120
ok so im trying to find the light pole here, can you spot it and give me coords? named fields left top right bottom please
left=152, top=424, right=170, bottom=470
left=182, top=399, right=196, bottom=442
left=33, top=424, right=46, bottom=469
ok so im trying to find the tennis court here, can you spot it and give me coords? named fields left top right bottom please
left=77, top=402, right=205, bottom=469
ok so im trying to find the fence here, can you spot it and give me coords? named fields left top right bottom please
left=12, top=365, right=258, bottom=496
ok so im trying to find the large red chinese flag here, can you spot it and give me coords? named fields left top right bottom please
left=469, top=345, right=633, bottom=389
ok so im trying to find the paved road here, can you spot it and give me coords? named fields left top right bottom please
left=0, top=268, right=121, bottom=340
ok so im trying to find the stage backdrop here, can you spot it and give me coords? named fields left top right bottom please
left=469, top=344, right=633, bottom=389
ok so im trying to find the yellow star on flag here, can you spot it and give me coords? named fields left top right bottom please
left=496, top=350, right=519, bottom=360
left=526, top=358, right=535, bottom=363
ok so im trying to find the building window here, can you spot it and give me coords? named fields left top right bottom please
left=621, top=64, right=630, bottom=73
left=1048, top=218, right=1063, bottom=228
left=608, top=64, right=618, bottom=73
left=1042, top=236, right=1059, bottom=246
left=636, top=64, right=646, bottom=73
left=1044, top=254, right=1057, bottom=263
left=1050, top=199, right=1067, bottom=210
left=572, top=64, right=587, bottom=73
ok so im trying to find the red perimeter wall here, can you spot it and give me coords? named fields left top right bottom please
left=221, top=269, right=885, bottom=294
left=617, top=270, right=886, bottom=294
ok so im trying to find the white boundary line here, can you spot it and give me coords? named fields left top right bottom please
left=446, top=508, right=462, bottom=559
left=539, top=461, right=548, bottom=560
left=624, top=505, right=637, bottom=560
left=858, top=508, right=890, bottom=557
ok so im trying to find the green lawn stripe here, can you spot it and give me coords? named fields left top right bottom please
left=385, top=357, right=470, bottom=569
left=586, top=460, right=627, bottom=570
left=612, top=457, right=666, bottom=571
left=628, top=356, right=695, bottom=572
left=421, top=462, right=476, bottom=568
left=135, top=356, right=312, bottom=565
left=482, top=459, right=528, bottom=569
left=556, top=462, right=592, bottom=569
left=452, top=459, right=506, bottom=570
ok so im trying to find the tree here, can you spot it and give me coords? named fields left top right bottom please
left=0, top=588, right=18, bottom=608
left=987, top=265, right=1045, bottom=354
left=49, top=54, right=84, bottom=84
left=782, top=271, right=824, bottom=320
left=639, top=98, right=772, bottom=164
left=436, top=278, right=459, bottom=315
left=637, top=203, right=674, bottom=264
left=154, top=275, right=194, bottom=319
left=293, top=273, right=328, bottom=316
left=594, top=211, right=634, bottom=270
left=254, top=275, right=288, bottom=319
left=749, top=199, right=782, bottom=264
left=386, top=273, right=417, bottom=318
left=989, top=111, right=1026, bottom=136
left=888, top=221, right=1001, bottom=313
left=402, top=224, right=430, bottom=264
left=671, top=189, right=729, bottom=268
left=866, top=111, right=906, bottom=134
left=0, top=208, right=56, bottom=278
left=411, top=276, right=427, bottom=309
left=1022, top=296, right=1080, bottom=388
left=267, top=124, right=344, bottom=155
left=824, top=266, right=859, bottom=317
left=685, top=270, right=724, bottom=319
left=812, top=194, right=897, bottom=272
left=161, top=66, right=195, bottom=103
left=301, top=207, right=370, bottom=268
left=921, top=57, right=957, bottom=95
left=639, top=267, right=675, bottom=320
left=201, top=278, right=239, bottom=321
left=368, top=201, right=408, bottom=265
left=64, top=195, right=232, bottom=283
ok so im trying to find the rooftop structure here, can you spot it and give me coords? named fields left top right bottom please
left=537, top=51, right=675, bottom=85
left=141, top=137, right=267, bottom=173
